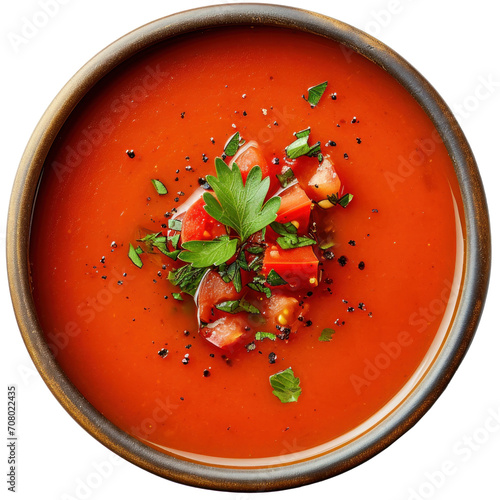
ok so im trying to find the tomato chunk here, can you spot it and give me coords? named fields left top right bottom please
left=229, top=140, right=269, bottom=181
left=262, top=294, right=301, bottom=330
left=293, top=154, right=341, bottom=202
left=180, top=196, right=226, bottom=243
left=262, top=244, right=319, bottom=290
left=197, top=270, right=242, bottom=323
left=201, top=315, right=248, bottom=349
left=276, top=183, right=312, bottom=233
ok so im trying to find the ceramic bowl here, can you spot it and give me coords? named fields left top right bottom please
left=7, top=3, right=490, bottom=492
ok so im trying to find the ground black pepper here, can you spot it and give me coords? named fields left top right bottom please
left=158, top=348, right=168, bottom=358
left=126, top=150, right=135, bottom=158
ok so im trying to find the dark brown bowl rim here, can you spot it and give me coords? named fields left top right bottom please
left=7, top=2, right=491, bottom=492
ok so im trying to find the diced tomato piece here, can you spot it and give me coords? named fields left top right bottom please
left=180, top=196, right=226, bottom=243
left=262, top=294, right=301, bottom=330
left=197, top=270, right=242, bottom=323
left=276, top=183, right=312, bottom=233
left=293, top=154, right=341, bottom=202
left=262, top=244, right=319, bottom=290
left=201, top=315, right=248, bottom=349
left=229, top=140, right=269, bottom=181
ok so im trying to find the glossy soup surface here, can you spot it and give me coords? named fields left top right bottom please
left=30, top=27, right=463, bottom=464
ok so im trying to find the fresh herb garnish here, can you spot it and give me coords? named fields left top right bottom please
left=304, top=81, right=328, bottom=107
left=247, top=274, right=272, bottom=298
left=285, top=128, right=321, bottom=160
left=203, top=159, right=281, bottom=242
left=266, top=269, right=288, bottom=286
left=139, top=232, right=180, bottom=260
left=236, top=249, right=250, bottom=271
left=215, top=298, right=260, bottom=315
left=179, top=235, right=238, bottom=268
left=255, top=331, right=277, bottom=341
left=218, top=260, right=243, bottom=293
left=151, top=179, right=168, bottom=195
left=270, top=221, right=316, bottom=249
left=248, top=254, right=264, bottom=272
left=168, top=265, right=209, bottom=296
left=326, top=192, right=354, bottom=208
left=168, top=219, right=182, bottom=231
left=128, top=243, right=143, bottom=268
left=319, top=328, right=335, bottom=342
left=224, top=131, right=245, bottom=157
left=168, top=233, right=180, bottom=249
left=245, top=245, right=265, bottom=255
left=172, top=292, right=183, bottom=301
left=319, top=240, right=335, bottom=250
left=276, top=168, right=295, bottom=188
left=269, top=367, right=302, bottom=403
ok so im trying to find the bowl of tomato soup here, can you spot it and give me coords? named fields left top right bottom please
left=7, top=3, right=490, bottom=492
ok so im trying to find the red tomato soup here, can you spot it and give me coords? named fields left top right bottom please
left=30, top=27, right=464, bottom=465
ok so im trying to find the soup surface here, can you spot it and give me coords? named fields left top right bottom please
left=30, top=26, right=464, bottom=465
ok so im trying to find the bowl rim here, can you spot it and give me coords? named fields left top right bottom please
left=6, top=2, right=491, bottom=492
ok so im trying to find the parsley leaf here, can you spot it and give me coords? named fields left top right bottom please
left=327, top=192, right=354, bottom=208
left=168, top=219, right=182, bottom=231
left=266, top=269, right=288, bottom=286
left=255, top=331, right=277, bottom=341
left=246, top=245, right=265, bottom=255
left=276, top=235, right=315, bottom=250
left=139, top=232, right=180, bottom=260
left=276, top=168, right=295, bottom=188
left=172, top=292, right=183, bottom=301
left=128, top=243, right=143, bottom=268
left=270, top=221, right=316, bottom=249
left=168, top=233, right=180, bottom=249
left=247, top=274, right=272, bottom=298
left=285, top=128, right=321, bottom=159
left=319, top=328, right=335, bottom=342
left=215, top=298, right=260, bottom=315
left=168, top=265, right=208, bottom=296
left=203, top=158, right=281, bottom=242
left=304, top=81, right=328, bottom=107
left=224, top=131, right=245, bottom=157
left=270, top=368, right=302, bottom=403
left=151, top=179, right=168, bottom=195
left=179, top=235, right=238, bottom=268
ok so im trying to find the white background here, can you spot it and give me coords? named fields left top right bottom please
left=1, top=1, right=499, bottom=499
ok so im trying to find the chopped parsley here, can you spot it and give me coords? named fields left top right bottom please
left=270, top=368, right=302, bottom=403
left=151, top=179, right=168, bottom=195
left=304, top=81, right=328, bottom=107
left=319, top=328, right=335, bottom=342
left=266, top=269, right=288, bottom=286
left=215, top=298, right=260, bottom=315
left=285, top=128, right=321, bottom=159
left=270, top=221, right=316, bottom=249
left=326, top=192, right=354, bottom=208
left=168, top=218, right=182, bottom=231
left=255, top=331, right=277, bottom=341
left=128, top=243, right=143, bottom=268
